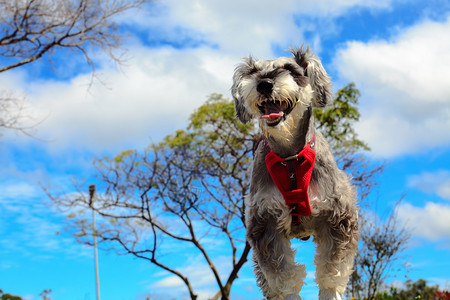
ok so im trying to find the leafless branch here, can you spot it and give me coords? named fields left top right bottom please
left=0, top=0, right=153, bottom=136
left=348, top=198, right=411, bottom=299
left=0, top=0, right=152, bottom=74
left=0, top=90, right=45, bottom=137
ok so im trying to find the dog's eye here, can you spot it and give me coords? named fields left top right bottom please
left=247, top=66, right=258, bottom=75
left=283, top=63, right=304, bottom=76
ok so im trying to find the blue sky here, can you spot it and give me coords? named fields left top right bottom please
left=1, top=0, right=450, bottom=299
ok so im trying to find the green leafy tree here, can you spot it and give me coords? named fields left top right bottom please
left=0, top=289, right=24, bottom=300
left=374, top=279, right=444, bottom=300
left=0, top=289, right=50, bottom=300
left=396, top=279, right=440, bottom=300
left=49, top=84, right=383, bottom=300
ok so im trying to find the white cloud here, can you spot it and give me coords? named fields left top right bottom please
left=154, top=0, right=302, bottom=57
left=3, top=181, right=38, bottom=201
left=293, top=0, right=394, bottom=17
left=408, top=170, right=450, bottom=200
left=396, top=202, right=450, bottom=241
left=0, top=46, right=236, bottom=151
left=149, top=254, right=232, bottom=299
left=334, top=17, right=450, bottom=157
left=125, top=0, right=395, bottom=56
left=429, top=277, right=450, bottom=290
left=1, top=0, right=400, bottom=152
left=0, top=180, right=91, bottom=259
left=152, top=276, right=184, bottom=288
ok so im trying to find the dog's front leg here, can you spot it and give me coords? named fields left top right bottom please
left=247, top=209, right=306, bottom=300
left=313, top=207, right=359, bottom=300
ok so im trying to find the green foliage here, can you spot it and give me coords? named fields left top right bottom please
left=372, top=279, right=442, bottom=300
left=113, top=150, right=136, bottom=163
left=162, top=93, right=255, bottom=150
left=314, top=82, right=369, bottom=151
left=162, top=129, right=196, bottom=148
left=189, top=93, right=239, bottom=129
left=0, top=289, right=23, bottom=300
left=396, top=279, right=440, bottom=300
left=0, top=289, right=51, bottom=300
left=66, top=212, right=77, bottom=219
left=159, top=93, right=258, bottom=175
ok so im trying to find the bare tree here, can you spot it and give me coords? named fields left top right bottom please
left=0, top=0, right=151, bottom=73
left=0, top=0, right=152, bottom=134
left=49, top=88, right=383, bottom=299
left=49, top=94, right=257, bottom=300
left=0, top=91, right=31, bottom=136
left=347, top=200, right=411, bottom=300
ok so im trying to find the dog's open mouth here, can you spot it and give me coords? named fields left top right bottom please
left=258, top=100, right=295, bottom=126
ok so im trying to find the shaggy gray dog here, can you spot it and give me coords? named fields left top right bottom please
left=232, top=47, right=359, bottom=300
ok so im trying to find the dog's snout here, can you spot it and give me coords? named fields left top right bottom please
left=257, top=79, right=274, bottom=95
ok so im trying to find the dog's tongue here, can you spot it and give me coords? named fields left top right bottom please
left=260, top=101, right=286, bottom=119
left=260, top=112, right=284, bottom=119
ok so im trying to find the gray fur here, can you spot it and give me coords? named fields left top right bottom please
left=289, top=46, right=332, bottom=108
left=232, top=46, right=359, bottom=300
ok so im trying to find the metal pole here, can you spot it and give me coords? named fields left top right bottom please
left=89, top=184, right=101, bottom=300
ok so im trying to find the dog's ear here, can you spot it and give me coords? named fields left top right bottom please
left=290, top=46, right=331, bottom=107
left=231, top=58, right=253, bottom=124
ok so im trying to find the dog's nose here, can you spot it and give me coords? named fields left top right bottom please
left=257, top=79, right=274, bottom=95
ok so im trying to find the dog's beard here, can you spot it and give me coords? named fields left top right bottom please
left=256, top=85, right=313, bottom=142
left=259, top=102, right=300, bottom=140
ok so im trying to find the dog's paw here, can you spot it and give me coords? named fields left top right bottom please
left=318, top=289, right=342, bottom=300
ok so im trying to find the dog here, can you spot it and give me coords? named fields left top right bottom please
left=232, top=46, right=359, bottom=300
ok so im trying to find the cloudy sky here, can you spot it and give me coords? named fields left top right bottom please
left=1, top=0, right=450, bottom=299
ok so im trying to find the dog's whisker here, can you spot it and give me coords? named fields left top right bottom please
left=245, top=87, right=255, bottom=102
left=286, top=117, right=295, bottom=136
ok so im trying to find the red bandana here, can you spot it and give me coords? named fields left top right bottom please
left=264, top=129, right=316, bottom=223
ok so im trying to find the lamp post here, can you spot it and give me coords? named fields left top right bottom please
left=89, top=184, right=101, bottom=300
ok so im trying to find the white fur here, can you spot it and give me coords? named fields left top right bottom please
left=259, top=85, right=314, bottom=147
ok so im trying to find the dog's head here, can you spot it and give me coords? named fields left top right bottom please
left=232, top=47, right=331, bottom=130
